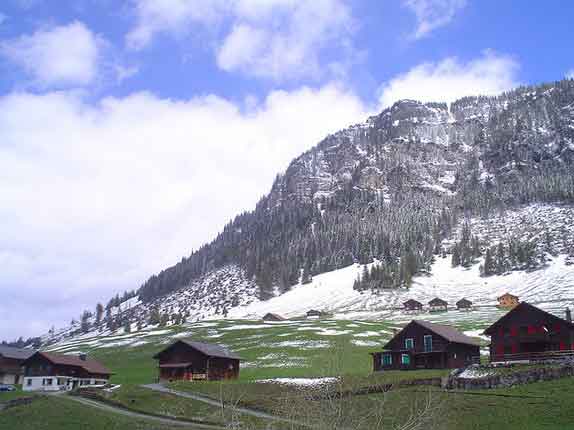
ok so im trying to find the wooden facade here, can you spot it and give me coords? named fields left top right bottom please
left=484, top=302, right=574, bottom=362
left=372, top=320, right=480, bottom=371
left=497, top=293, right=519, bottom=309
left=0, top=346, right=34, bottom=385
left=456, top=298, right=473, bottom=310
left=154, top=340, right=241, bottom=382
left=403, top=299, right=423, bottom=312
left=428, top=298, right=448, bottom=313
left=306, top=310, right=324, bottom=319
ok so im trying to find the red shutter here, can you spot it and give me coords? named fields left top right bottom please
left=527, top=325, right=536, bottom=335
left=496, top=344, right=504, bottom=356
left=510, top=326, right=518, bottom=337
left=560, top=341, right=566, bottom=351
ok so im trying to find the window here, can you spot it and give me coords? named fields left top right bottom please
left=42, top=378, right=52, bottom=386
left=27, top=379, right=32, bottom=386
left=424, top=335, right=433, bottom=352
left=401, top=354, right=410, bottom=365
left=57, top=378, right=66, bottom=386
left=405, top=338, right=414, bottom=350
left=382, top=354, right=392, bottom=366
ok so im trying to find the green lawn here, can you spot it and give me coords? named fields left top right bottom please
left=0, top=387, right=33, bottom=402
left=0, top=395, right=183, bottom=430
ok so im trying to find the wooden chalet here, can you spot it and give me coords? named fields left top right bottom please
left=484, top=302, right=574, bottom=362
left=456, top=298, right=473, bottom=310
left=22, top=352, right=111, bottom=392
left=403, top=299, right=423, bottom=312
left=497, top=293, right=519, bottom=309
left=0, top=346, right=34, bottom=385
left=262, top=313, right=286, bottom=322
left=306, top=309, right=324, bottom=319
left=154, top=340, right=241, bottom=382
left=428, top=298, right=448, bottom=313
left=371, top=320, right=480, bottom=371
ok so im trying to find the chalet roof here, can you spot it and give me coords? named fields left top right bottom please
left=154, top=340, right=241, bottom=360
left=403, top=299, right=423, bottom=307
left=428, top=298, right=448, bottom=306
left=483, top=302, right=574, bottom=335
left=306, top=309, right=322, bottom=315
left=456, top=298, right=473, bottom=306
left=0, top=345, right=35, bottom=360
left=23, top=352, right=112, bottom=375
left=384, top=320, right=480, bottom=348
left=263, top=313, right=286, bottom=320
left=498, top=292, right=519, bottom=300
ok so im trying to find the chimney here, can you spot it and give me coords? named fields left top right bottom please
left=566, top=308, right=572, bottom=323
left=79, top=353, right=87, bottom=361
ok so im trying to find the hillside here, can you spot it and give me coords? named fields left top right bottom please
left=36, top=78, right=574, bottom=345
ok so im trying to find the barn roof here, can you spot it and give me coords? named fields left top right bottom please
left=498, top=292, right=519, bottom=300
left=263, top=313, right=286, bottom=320
left=23, top=351, right=112, bottom=375
left=483, top=302, right=574, bottom=335
left=456, top=298, right=472, bottom=306
left=154, top=340, right=241, bottom=360
left=428, top=297, right=448, bottom=306
left=384, top=320, right=480, bottom=348
left=403, top=299, right=423, bottom=307
left=0, top=345, right=35, bottom=360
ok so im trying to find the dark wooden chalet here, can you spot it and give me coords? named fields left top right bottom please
left=484, top=302, right=574, bottom=362
left=306, top=309, right=324, bottom=319
left=154, top=340, right=241, bottom=382
left=371, top=320, right=480, bottom=371
left=456, top=298, right=473, bottom=310
left=0, top=346, right=34, bottom=385
left=428, top=298, right=448, bottom=312
left=403, top=299, right=423, bottom=312
left=263, top=313, right=286, bottom=322
left=22, top=352, right=111, bottom=391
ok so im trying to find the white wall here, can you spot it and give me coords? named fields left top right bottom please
left=22, top=376, right=109, bottom=392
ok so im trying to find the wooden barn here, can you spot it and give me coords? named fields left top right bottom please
left=403, top=299, right=423, bottom=312
left=154, top=340, right=241, bottom=382
left=371, top=320, right=480, bottom=371
left=262, top=313, right=286, bottom=322
left=497, top=293, right=519, bottom=309
left=456, top=298, right=473, bottom=310
left=428, top=298, right=448, bottom=313
left=484, top=302, right=574, bottom=362
left=0, top=346, right=34, bottom=385
left=22, top=352, right=111, bottom=392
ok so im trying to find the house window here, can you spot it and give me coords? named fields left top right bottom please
left=43, top=378, right=53, bottom=386
left=382, top=354, right=392, bottom=366
left=401, top=354, right=411, bottom=365
left=424, top=335, right=433, bottom=352
left=57, top=378, right=66, bottom=385
left=405, top=338, right=414, bottom=350
left=27, top=379, right=32, bottom=386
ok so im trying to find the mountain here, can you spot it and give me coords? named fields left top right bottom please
left=42, top=78, right=574, bottom=344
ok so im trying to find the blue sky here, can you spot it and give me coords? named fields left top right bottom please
left=0, top=0, right=573, bottom=340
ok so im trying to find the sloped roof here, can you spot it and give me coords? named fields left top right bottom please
left=24, top=352, right=112, bottom=375
left=263, top=313, right=286, bottom=320
left=456, top=298, right=472, bottom=306
left=0, top=345, right=35, bottom=360
left=483, top=302, right=574, bottom=335
left=384, top=320, right=480, bottom=349
left=428, top=297, right=448, bottom=306
left=403, top=299, right=423, bottom=307
left=154, top=340, right=241, bottom=360
left=498, top=292, right=519, bottom=300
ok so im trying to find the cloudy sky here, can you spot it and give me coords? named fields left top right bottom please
left=0, top=0, right=573, bottom=340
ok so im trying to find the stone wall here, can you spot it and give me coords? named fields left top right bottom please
left=446, top=365, right=574, bottom=390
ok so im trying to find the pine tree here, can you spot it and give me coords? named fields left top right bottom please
left=95, top=303, right=104, bottom=326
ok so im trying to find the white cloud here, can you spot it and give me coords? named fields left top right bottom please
left=0, top=21, right=103, bottom=87
left=378, top=51, right=520, bottom=107
left=0, top=83, right=369, bottom=339
left=126, top=0, right=356, bottom=81
left=403, top=0, right=466, bottom=39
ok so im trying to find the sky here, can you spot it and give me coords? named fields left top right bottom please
left=0, top=0, right=573, bottom=340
